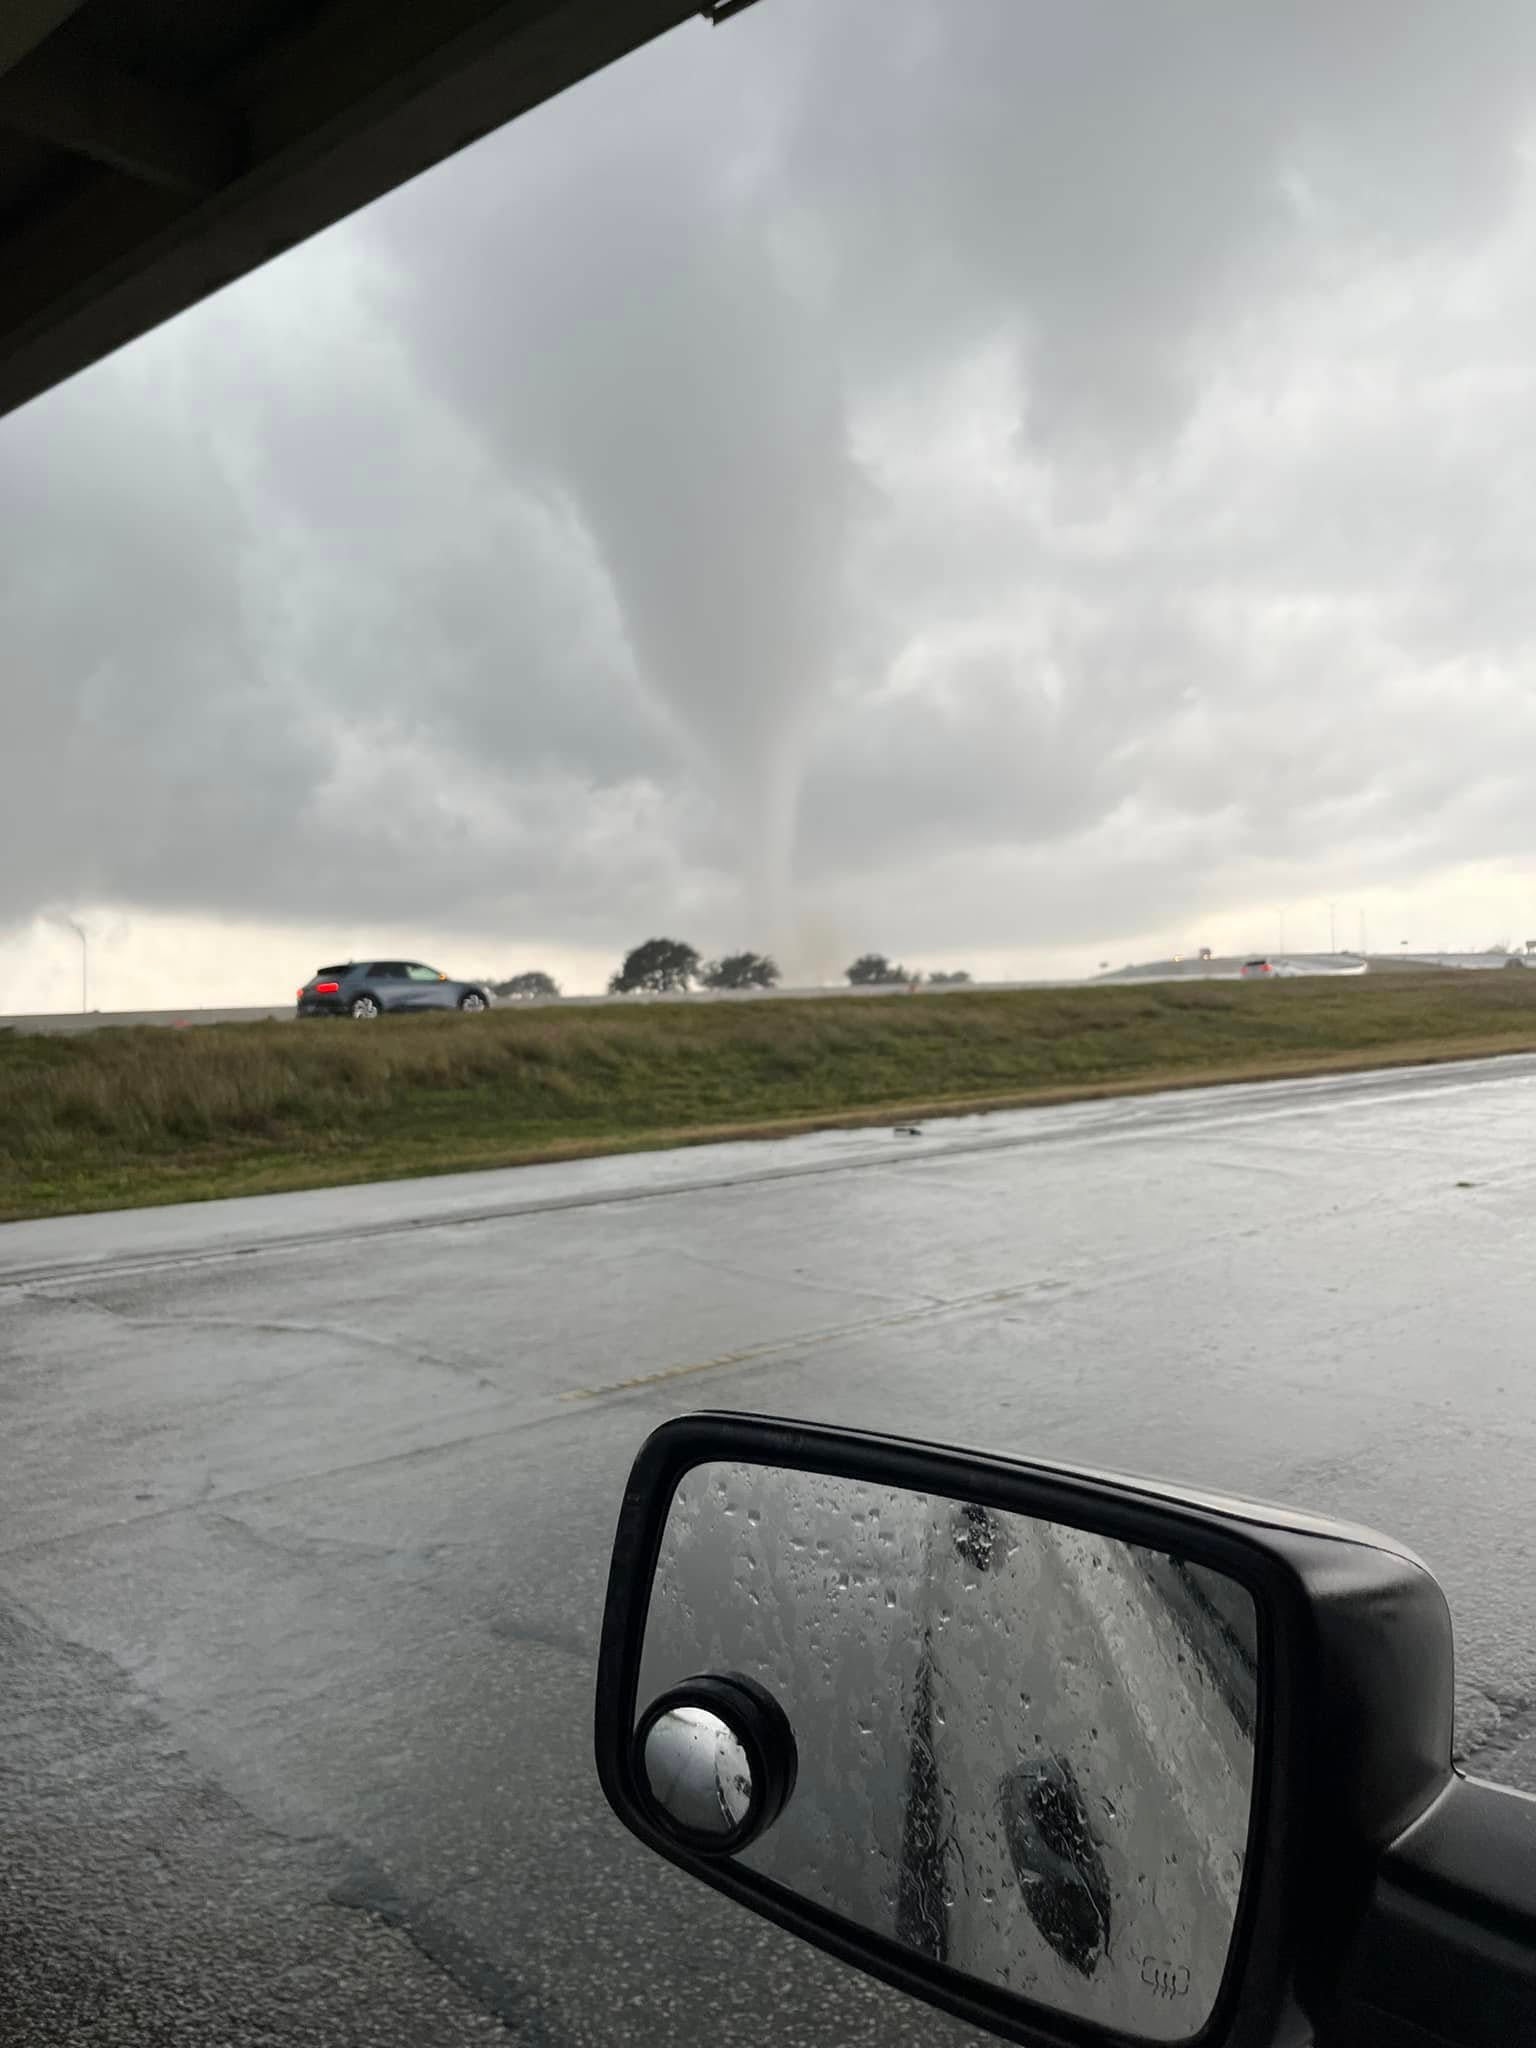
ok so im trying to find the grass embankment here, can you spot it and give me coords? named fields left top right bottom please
left=6, top=972, right=1536, bottom=1221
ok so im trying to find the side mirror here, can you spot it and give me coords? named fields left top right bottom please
left=594, top=1413, right=1464, bottom=2047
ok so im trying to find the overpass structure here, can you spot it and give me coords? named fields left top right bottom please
left=0, top=0, right=753, bottom=420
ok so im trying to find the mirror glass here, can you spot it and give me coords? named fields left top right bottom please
left=637, top=1463, right=1259, bottom=2043
left=642, top=1705, right=755, bottom=1838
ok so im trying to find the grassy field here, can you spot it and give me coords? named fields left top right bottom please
left=6, top=972, right=1536, bottom=1221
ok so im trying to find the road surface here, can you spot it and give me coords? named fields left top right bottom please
left=4, top=1058, right=1536, bottom=2042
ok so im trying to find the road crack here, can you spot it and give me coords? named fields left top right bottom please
left=15, top=1289, right=503, bottom=1392
left=1460, top=1685, right=1536, bottom=1777
left=328, top=1857, right=570, bottom=2042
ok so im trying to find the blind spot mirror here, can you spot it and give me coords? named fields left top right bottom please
left=643, top=1707, right=752, bottom=1836
left=634, top=1674, right=797, bottom=1858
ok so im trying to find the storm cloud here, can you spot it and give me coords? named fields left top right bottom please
left=8, top=0, right=1536, bottom=999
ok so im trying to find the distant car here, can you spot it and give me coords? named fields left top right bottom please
left=1239, top=957, right=1305, bottom=978
left=296, top=961, right=494, bottom=1020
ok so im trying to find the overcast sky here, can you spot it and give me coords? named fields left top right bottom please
left=8, top=0, right=1536, bottom=1009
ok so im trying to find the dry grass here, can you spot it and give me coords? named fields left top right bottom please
left=6, top=971, right=1536, bottom=1220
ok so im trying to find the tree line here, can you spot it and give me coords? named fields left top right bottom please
left=493, top=942, right=972, bottom=999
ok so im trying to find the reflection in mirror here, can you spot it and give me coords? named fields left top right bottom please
left=642, top=1705, right=754, bottom=1839
left=637, top=1465, right=1259, bottom=2044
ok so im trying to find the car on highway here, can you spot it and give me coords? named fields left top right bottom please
left=1240, top=957, right=1284, bottom=978
left=295, top=962, right=494, bottom=1020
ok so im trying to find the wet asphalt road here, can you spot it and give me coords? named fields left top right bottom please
left=4, top=1058, right=1536, bottom=2044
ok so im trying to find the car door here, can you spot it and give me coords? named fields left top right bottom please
left=402, top=962, right=454, bottom=1009
left=365, top=961, right=411, bottom=1010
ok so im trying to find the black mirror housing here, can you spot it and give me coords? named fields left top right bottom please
left=594, top=1413, right=1455, bottom=2048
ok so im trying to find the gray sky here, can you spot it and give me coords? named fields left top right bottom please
left=7, top=0, right=1536, bottom=1007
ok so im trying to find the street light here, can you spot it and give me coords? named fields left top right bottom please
left=66, top=919, right=87, bottom=1014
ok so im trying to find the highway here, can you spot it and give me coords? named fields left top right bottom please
left=4, top=985, right=1019, bottom=1034
left=0, top=952, right=1398, bottom=1034
left=4, top=1057, right=1536, bottom=2042
left=2, top=983, right=1051, bottom=1034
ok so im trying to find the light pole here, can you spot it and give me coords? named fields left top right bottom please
left=1329, top=902, right=1337, bottom=954
left=66, top=919, right=87, bottom=1014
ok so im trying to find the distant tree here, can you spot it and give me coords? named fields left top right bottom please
left=703, top=951, right=781, bottom=990
left=846, top=953, right=907, bottom=986
left=609, top=938, right=701, bottom=994
left=495, top=970, right=561, bottom=1000
left=928, top=970, right=972, bottom=986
